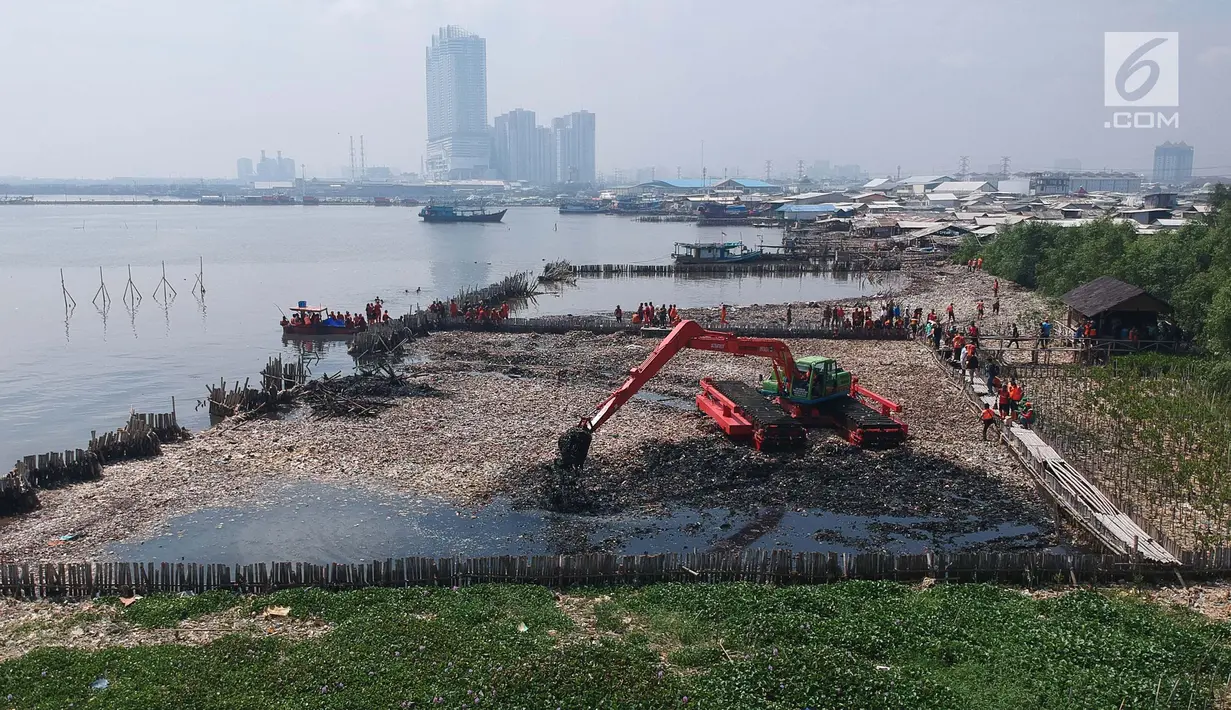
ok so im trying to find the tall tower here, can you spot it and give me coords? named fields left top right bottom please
left=425, top=26, right=490, bottom=180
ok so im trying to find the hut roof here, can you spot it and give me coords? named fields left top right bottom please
left=1061, top=276, right=1171, bottom=318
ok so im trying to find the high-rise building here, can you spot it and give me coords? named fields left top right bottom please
left=551, top=110, right=596, bottom=184
left=425, top=26, right=490, bottom=180
left=236, top=157, right=254, bottom=182
left=493, top=109, right=537, bottom=182
left=535, top=127, right=556, bottom=185
left=1153, top=141, right=1194, bottom=184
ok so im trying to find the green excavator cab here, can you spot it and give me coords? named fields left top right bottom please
left=760, top=356, right=851, bottom=404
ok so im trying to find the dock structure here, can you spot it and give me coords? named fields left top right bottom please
left=934, top=351, right=1177, bottom=563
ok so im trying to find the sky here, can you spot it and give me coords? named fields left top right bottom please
left=0, top=0, right=1228, bottom=180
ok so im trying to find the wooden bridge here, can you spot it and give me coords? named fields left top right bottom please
left=933, top=350, right=1178, bottom=563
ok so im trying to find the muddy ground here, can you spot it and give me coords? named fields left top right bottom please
left=1, top=265, right=1067, bottom=561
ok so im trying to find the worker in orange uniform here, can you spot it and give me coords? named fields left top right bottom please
left=992, top=278, right=1000, bottom=297
left=631, top=311, right=642, bottom=325
left=720, top=304, right=728, bottom=325
left=1008, top=380, right=1024, bottom=418
left=981, top=404, right=997, bottom=440
left=501, top=302, right=510, bottom=319
left=951, top=331, right=966, bottom=363
left=449, top=300, right=459, bottom=318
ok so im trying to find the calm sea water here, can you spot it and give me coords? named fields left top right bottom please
left=0, top=205, right=896, bottom=465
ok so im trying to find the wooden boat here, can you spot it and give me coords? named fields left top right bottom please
left=281, top=304, right=366, bottom=336
left=418, top=204, right=507, bottom=223
left=672, top=241, right=763, bottom=265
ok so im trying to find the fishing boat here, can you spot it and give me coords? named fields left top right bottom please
left=418, top=204, right=507, bottom=223
left=281, top=303, right=367, bottom=336
left=558, top=200, right=603, bottom=214
left=373, top=196, right=392, bottom=206
left=672, top=241, right=763, bottom=265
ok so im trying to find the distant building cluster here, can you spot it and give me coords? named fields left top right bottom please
left=425, top=26, right=595, bottom=184
left=236, top=151, right=296, bottom=183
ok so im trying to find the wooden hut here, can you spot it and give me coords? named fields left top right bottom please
left=1060, top=276, right=1171, bottom=338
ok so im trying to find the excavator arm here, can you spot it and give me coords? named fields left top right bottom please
left=557, top=320, right=797, bottom=469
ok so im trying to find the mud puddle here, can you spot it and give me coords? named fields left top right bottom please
left=108, top=483, right=1061, bottom=564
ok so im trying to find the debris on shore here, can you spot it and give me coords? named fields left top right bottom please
left=301, top=371, right=442, bottom=418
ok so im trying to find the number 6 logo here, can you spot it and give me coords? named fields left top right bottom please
left=1104, top=32, right=1179, bottom=107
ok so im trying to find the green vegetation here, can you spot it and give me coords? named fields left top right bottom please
left=1015, top=353, right=1231, bottom=547
left=959, top=186, right=1231, bottom=350
left=113, top=589, right=245, bottom=628
left=3, top=582, right=1230, bottom=709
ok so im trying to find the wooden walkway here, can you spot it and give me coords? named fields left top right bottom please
left=940, top=357, right=1177, bottom=563
left=0, top=550, right=1221, bottom=599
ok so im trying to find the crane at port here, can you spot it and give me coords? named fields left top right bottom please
left=557, top=320, right=908, bottom=469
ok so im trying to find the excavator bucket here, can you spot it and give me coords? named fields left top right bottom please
left=557, top=426, right=593, bottom=470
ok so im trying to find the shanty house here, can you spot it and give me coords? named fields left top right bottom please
left=1061, top=276, right=1171, bottom=338
left=926, top=192, right=959, bottom=209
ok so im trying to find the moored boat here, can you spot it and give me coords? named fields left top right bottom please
left=418, top=204, right=507, bottom=223
left=558, top=200, right=603, bottom=214
left=281, top=303, right=367, bottom=336
left=672, top=241, right=763, bottom=265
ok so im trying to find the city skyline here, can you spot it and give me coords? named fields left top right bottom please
left=0, top=0, right=1228, bottom=179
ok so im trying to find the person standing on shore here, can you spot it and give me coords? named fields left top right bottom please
left=720, top=303, right=728, bottom=325
left=981, top=404, right=997, bottom=440
left=614, top=305, right=623, bottom=323
left=993, top=278, right=1000, bottom=297
left=946, top=302, right=955, bottom=323
left=786, top=304, right=793, bottom=327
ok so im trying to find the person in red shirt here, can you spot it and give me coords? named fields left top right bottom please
left=992, top=278, right=1000, bottom=297
left=449, top=300, right=458, bottom=318
left=946, top=303, right=955, bottom=323
left=981, top=404, right=996, bottom=440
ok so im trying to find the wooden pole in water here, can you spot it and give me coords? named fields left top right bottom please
left=60, top=269, right=76, bottom=312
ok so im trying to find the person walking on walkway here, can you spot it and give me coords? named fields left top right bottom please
left=981, top=404, right=997, bottom=440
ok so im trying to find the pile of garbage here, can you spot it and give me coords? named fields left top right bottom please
left=300, top=370, right=442, bottom=418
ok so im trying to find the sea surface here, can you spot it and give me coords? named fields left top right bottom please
left=0, top=205, right=897, bottom=466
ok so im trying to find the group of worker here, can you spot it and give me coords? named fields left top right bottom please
left=427, top=299, right=512, bottom=323
left=364, top=299, right=385, bottom=324
left=965, top=257, right=985, bottom=271
left=281, top=308, right=383, bottom=329
left=615, top=302, right=682, bottom=326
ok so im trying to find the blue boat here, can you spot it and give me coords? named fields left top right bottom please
left=418, top=204, right=507, bottom=223
left=672, top=241, right=763, bottom=265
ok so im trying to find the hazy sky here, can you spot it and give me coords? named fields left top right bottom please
left=1, top=0, right=1228, bottom=180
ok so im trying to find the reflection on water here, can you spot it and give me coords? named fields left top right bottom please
left=108, top=483, right=1057, bottom=564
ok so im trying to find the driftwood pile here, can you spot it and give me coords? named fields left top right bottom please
left=539, top=259, right=576, bottom=283
left=300, top=369, right=443, bottom=419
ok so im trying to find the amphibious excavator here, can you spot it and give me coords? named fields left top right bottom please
left=558, top=319, right=907, bottom=468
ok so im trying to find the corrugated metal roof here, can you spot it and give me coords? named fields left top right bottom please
left=927, top=193, right=958, bottom=201
left=933, top=181, right=992, bottom=193
left=778, top=204, right=839, bottom=213
left=900, top=175, right=952, bottom=185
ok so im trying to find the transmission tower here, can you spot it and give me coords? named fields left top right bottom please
left=676, top=166, right=682, bottom=179
left=764, top=160, right=772, bottom=182
left=958, top=155, right=970, bottom=180
left=359, top=135, right=366, bottom=180
left=797, top=160, right=805, bottom=182
left=1000, top=156, right=1011, bottom=178
left=349, top=136, right=356, bottom=182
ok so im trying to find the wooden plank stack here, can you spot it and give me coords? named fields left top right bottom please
left=4, top=550, right=1231, bottom=600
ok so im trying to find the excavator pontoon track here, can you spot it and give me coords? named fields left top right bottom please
left=701, top=379, right=807, bottom=450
